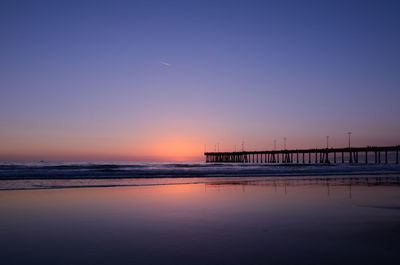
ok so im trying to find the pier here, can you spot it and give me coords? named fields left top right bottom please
left=205, top=145, right=400, bottom=164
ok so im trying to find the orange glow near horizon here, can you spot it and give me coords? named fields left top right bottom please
left=1, top=123, right=399, bottom=162
left=0, top=132, right=206, bottom=161
left=147, top=138, right=202, bottom=161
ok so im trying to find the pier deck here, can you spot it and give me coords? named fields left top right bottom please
left=205, top=146, right=400, bottom=164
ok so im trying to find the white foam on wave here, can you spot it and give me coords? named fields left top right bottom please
left=1, top=162, right=400, bottom=190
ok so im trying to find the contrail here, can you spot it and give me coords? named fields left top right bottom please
left=160, top=61, right=171, bottom=67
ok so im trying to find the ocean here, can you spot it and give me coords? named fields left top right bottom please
left=1, top=161, right=400, bottom=190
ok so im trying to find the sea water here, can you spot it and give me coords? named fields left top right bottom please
left=1, top=161, right=400, bottom=189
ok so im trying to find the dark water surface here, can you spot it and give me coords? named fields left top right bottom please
left=2, top=162, right=400, bottom=181
left=1, top=176, right=400, bottom=265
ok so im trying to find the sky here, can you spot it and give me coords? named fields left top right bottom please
left=1, top=0, right=399, bottom=161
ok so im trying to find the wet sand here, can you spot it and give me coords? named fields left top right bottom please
left=1, top=177, right=399, bottom=265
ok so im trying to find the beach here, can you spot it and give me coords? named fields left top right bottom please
left=1, top=170, right=400, bottom=265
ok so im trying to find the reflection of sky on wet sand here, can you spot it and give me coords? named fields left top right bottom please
left=1, top=178, right=400, bottom=265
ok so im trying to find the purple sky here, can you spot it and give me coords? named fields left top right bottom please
left=1, top=0, right=399, bottom=161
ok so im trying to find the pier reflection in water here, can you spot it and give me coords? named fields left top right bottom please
left=0, top=175, right=400, bottom=265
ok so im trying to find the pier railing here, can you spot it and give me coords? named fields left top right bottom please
left=205, top=145, right=400, bottom=164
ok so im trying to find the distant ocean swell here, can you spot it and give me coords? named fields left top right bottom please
left=1, top=162, right=400, bottom=180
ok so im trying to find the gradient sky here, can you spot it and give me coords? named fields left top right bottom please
left=1, top=0, right=399, bottom=161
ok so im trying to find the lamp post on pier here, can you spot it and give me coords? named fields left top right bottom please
left=348, top=132, right=352, bottom=148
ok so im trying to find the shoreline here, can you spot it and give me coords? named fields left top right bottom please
left=1, top=173, right=400, bottom=191
left=1, top=169, right=400, bottom=180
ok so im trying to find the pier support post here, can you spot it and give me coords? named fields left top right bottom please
left=385, top=151, right=388, bottom=164
left=315, top=152, right=318, bottom=163
left=349, top=151, right=353, bottom=164
left=396, top=149, right=399, bottom=164
left=334, top=152, right=336, bottom=163
left=378, top=152, right=381, bottom=164
left=309, top=152, right=311, bottom=163
left=303, top=153, right=305, bottom=164
left=342, top=152, right=344, bottom=163
left=325, top=151, right=330, bottom=164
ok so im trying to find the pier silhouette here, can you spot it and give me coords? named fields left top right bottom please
left=205, top=145, right=400, bottom=164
